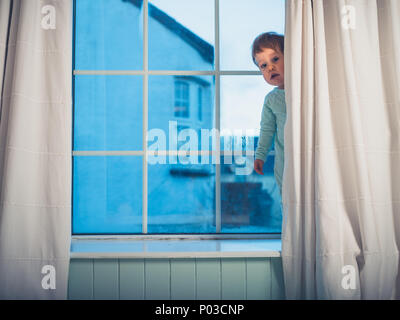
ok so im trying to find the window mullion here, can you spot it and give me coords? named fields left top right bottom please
left=215, top=0, right=221, bottom=233
left=142, top=0, right=149, bottom=234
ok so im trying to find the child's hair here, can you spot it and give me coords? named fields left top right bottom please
left=251, top=32, right=284, bottom=66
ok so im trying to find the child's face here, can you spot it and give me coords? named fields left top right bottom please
left=254, top=47, right=284, bottom=89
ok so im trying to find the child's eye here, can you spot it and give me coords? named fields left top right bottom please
left=273, top=57, right=279, bottom=62
left=260, top=63, right=267, bottom=69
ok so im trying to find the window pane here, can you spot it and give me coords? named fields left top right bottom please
left=220, top=0, right=285, bottom=70
left=73, top=156, right=142, bottom=234
left=148, top=0, right=214, bottom=70
left=75, top=0, right=143, bottom=70
left=220, top=76, right=282, bottom=233
left=220, top=173, right=282, bottom=233
left=148, top=163, right=216, bottom=233
left=221, top=75, right=273, bottom=132
left=74, top=75, right=143, bottom=151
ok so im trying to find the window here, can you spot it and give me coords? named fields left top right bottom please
left=174, top=81, right=190, bottom=118
left=73, top=0, right=285, bottom=235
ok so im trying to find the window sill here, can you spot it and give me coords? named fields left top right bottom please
left=70, top=238, right=281, bottom=259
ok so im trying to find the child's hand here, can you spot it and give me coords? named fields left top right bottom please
left=254, top=159, right=264, bottom=175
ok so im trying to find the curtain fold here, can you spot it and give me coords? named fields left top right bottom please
left=282, top=0, right=400, bottom=299
left=0, top=0, right=72, bottom=299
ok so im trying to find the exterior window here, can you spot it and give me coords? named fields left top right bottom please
left=174, top=81, right=190, bottom=118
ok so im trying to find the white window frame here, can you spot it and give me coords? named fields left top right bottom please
left=72, top=0, right=279, bottom=240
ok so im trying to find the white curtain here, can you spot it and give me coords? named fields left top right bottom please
left=0, top=0, right=72, bottom=299
left=282, top=0, right=400, bottom=299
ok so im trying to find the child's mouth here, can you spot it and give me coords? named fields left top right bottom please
left=271, top=73, right=279, bottom=79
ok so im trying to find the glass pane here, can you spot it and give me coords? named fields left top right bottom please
left=220, top=76, right=282, bottom=233
left=73, top=156, right=142, bottom=234
left=148, top=0, right=214, bottom=70
left=220, top=172, right=282, bottom=233
left=75, top=0, right=143, bottom=70
left=148, top=75, right=215, bottom=155
left=148, top=163, right=216, bottom=233
left=74, top=75, right=143, bottom=151
left=221, top=75, right=273, bottom=132
left=220, top=0, right=285, bottom=70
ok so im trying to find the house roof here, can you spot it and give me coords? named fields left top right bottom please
left=123, top=0, right=214, bottom=64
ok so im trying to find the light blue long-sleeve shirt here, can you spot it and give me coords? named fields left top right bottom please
left=255, top=87, right=286, bottom=194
